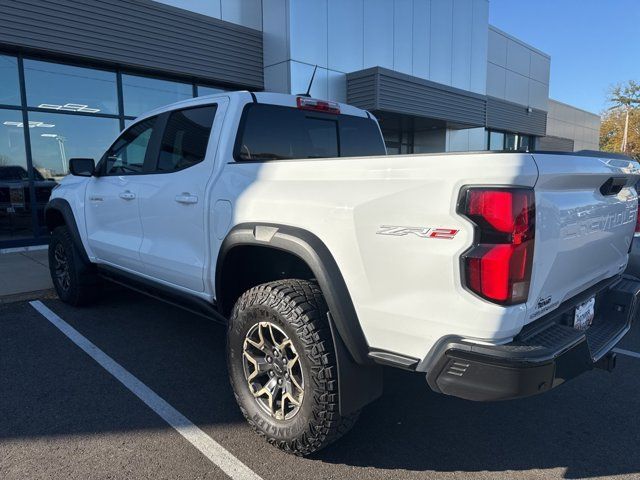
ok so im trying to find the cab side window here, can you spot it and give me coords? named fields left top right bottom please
left=103, top=117, right=156, bottom=175
left=155, top=105, right=217, bottom=173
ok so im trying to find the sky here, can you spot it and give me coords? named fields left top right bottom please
left=488, top=0, right=640, bottom=115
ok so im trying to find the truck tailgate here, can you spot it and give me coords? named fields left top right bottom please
left=526, top=153, right=640, bottom=322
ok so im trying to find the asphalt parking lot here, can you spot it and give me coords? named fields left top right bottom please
left=2, top=286, right=640, bottom=480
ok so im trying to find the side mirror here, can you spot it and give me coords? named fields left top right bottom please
left=68, top=158, right=95, bottom=177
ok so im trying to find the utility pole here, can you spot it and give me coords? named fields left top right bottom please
left=621, top=107, right=629, bottom=152
left=609, top=81, right=639, bottom=154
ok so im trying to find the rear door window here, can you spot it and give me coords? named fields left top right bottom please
left=235, top=104, right=385, bottom=161
left=155, top=105, right=217, bottom=172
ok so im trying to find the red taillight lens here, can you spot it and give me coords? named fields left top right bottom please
left=459, top=188, right=535, bottom=305
left=635, top=200, right=640, bottom=237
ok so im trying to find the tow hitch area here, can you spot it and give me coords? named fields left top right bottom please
left=425, top=275, right=640, bottom=401
left=595, top=351, right=618, bottom=372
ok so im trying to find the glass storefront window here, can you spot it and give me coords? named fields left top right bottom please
left=488, top=131, right=505, bottom=151
left=122, top=74, right=192, bottom=116
left=505, top=133, right=517, bottom=151
left=0, top=55, right=21, bottom=106
left=519, top=134, right=533, bottom=151
left=29, top=112, right=120, bottom=179
left=0, top=109, right=32, bottom=240
left=24, top=60, right=118, bottom=115
left=197, top=85, right=226, bottom=96
left=28, top=112, right=120, bottom=236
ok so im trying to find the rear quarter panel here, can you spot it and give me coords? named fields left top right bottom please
left=212, top=152, right=538, bottom=360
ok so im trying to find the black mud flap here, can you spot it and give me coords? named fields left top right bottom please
left=327, top=313, right=383, bottom=415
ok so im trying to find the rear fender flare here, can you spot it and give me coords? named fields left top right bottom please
left=216, top=223, right=383, bottom=414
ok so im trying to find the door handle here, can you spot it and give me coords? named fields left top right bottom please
left=119, top=191, right=136, bottom=200
left=175, top=193, right=198, bottom=204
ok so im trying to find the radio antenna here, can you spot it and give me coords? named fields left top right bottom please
left=299, top=65, right=318, bottom=97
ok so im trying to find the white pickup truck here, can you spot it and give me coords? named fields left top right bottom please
left=45, top=91, right=640, bottom=456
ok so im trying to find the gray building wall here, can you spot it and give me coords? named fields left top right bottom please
left=154, top=0, right=263, bottom=30
left=0, top=0, right=264, bottom=89
left=545, top=99, right=601, bottom=151
left=486, top=26, right=550, bottom=111
left=263, top=0, right=489, bottom=103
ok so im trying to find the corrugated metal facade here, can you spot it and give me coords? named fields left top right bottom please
left=0, top=0, right=263, bottom=89
left=347, top=67, right=486, bottom=128
left=486, top=96, right=547, bottom=136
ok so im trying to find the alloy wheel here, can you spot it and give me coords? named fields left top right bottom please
left=242, top=321, right=305, bottom=420
left=53, top=243, right=71, bottom=291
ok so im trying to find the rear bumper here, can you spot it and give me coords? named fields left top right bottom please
left=424, top=275, right=640, bottom=401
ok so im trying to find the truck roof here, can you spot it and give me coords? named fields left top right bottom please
left=135, top=90, right=372, bottom=123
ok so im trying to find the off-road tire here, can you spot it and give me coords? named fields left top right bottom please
left=48, top=225, right=101, bottom=306
left=227, top=279, right=360, bottom=456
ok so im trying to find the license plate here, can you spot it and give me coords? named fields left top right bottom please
left=574, top=296, right=595, bottom=331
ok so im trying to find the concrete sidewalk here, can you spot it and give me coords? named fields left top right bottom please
left=0, top=247, right=54, bottom=303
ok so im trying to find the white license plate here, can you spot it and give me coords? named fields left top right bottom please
left=574, top=296, right=596, bottom=330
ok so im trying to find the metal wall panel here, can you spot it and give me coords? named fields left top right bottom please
left=264, top=61, right=289, bottom=93
left=451, top=0, right=473, bottom=91
left=290, top=0, right=328, bottom=68
left=393, top=0, right=413, bottom=75
left=530, top=51, right=550, bottom=84
left=430, top=0, right=453, bottom=85
left=363, top=0, right=394, bottom=69
left=263, top=0, right=289, bottom=67
left=505, top=70, right=529, bottom=105
left=346, top=71, right=377, bottom=109
left=412, top=0, right=431, bottom=79
left=154, top=0, right=222, bottom=19
left=469, top=0, right=488, bottom=94
left=506, top=40, right=531, bottom=77
left=487, top=27, right=507, bottom=66
left=327, top=69, right=347, bottom=103
left=221, top=0, right=262, bottom=31
left=328, top=0, right=364, bottom=73
left=347, top=67, right=486, bottom=127
left=0, top=0, right=263, bottom=89
left=486, top=96, right=547, bottom=136
left=529, top=79, right=549, bottom=111
left=486, top=62, right=506, bottom=98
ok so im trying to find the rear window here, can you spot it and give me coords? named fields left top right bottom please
left=235, top=104, right=385, bottom=161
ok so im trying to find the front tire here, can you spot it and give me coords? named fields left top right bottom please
left=48, top=225, right=101, bottom=306
left=227, top=279, right=359, bottom=456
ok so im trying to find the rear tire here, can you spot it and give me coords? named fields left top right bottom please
left=48, top=225, right=101, bottom=306
left=227, top=279, right=359, bottom=456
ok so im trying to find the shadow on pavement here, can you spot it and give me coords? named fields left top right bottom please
left=2, top=286, right=640, bottom=479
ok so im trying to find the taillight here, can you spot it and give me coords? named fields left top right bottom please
left=635, top=200, right=640, bottom=237
left=458, top=187, right=535, bottom=305
left=296, top=96, right=340, bottom=114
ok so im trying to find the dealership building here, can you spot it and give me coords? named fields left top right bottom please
left=0, top=0, right=600, bottom=248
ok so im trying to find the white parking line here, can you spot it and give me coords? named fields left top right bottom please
left=614, top=347, right=640, bottom=360
left=29, top=300, right=262, bottom=480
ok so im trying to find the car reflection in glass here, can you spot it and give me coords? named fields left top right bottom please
left=0, top=165, right=58, bottom=236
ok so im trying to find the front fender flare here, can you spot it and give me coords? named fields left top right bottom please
left=45, top=198, right=90, bottom=264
